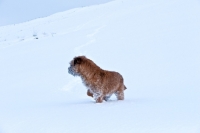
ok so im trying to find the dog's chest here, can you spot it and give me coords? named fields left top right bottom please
left=81, top=77, right=102, bottom=92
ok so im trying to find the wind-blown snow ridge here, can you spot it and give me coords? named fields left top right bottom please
left=74, top=25, right=106, bottom=55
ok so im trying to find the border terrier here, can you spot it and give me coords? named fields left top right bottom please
left=68, top=56, right=127, bottom=103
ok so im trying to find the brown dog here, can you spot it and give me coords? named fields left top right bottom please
left=68, top=56, right=127, bottom=103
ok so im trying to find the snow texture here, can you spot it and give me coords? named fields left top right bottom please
left=0, top=0, right=200, bottom=133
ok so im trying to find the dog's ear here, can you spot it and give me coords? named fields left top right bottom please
left=74, top=57, right=82, bottom=65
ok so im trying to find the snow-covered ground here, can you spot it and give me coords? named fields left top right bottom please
left=0, top=0, right=200, bottom=133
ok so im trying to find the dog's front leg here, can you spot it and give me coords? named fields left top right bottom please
left=87, top=89, right=93, bottom=97
left=93, top=93, right=103, bottom=103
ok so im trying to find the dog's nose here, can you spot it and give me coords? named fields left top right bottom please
left=68, top=67, right=71, bottom=73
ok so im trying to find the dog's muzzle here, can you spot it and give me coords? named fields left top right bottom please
left=68, top=66, right=77, bottom=76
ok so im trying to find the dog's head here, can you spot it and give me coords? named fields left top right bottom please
left=68, top=56, right=86, bottom=76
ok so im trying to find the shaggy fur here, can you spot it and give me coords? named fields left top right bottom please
left=68, top=56, right=127, bottom=103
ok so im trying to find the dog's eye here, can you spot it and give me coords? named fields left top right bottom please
left=74, top=57, right=82, bottom=65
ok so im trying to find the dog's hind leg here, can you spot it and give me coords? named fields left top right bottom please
left=115, top=85, right=124, bottom=100
left=115, top=91, right=124, bottom=100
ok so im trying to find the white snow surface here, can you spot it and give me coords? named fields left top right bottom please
left=0, top=0, right=200, bottom=133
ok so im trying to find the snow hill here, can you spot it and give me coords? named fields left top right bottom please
left=0, top=0, right=200, bottom=133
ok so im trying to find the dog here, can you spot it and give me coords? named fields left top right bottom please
left=68, top=56, right=127, bottom=103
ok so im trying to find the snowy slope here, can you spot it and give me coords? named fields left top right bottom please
left=0, top=0, right=200, bottom=133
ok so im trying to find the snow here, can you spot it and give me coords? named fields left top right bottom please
left=0, top=0, right=200, bottom=133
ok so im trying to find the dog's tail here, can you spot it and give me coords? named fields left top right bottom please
left=124, top=85, right=127, bottom=90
